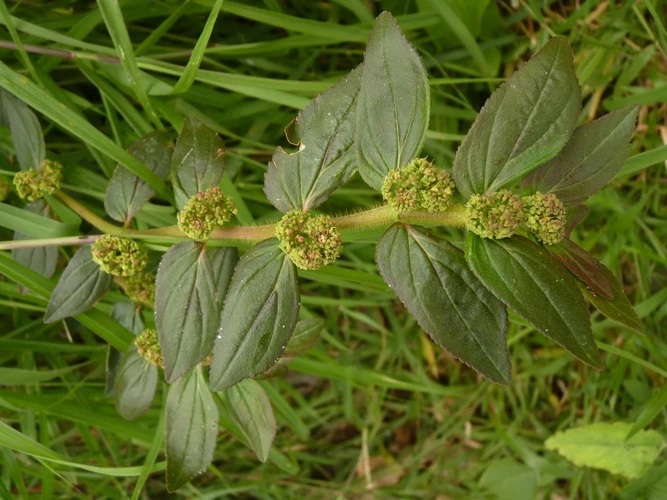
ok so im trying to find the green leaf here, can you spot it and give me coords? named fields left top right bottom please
left=453, top=37, right=580, bottom=197
left=580, top=263, right=644, bottom=334
left=114, top=346, right=157, bottom=421
left=224, top=379, right=277, bottom=463
left=265, top=65, right=362, bottom=212
left=356, top=12, right=430, bottom=190
left=171, top=117, right=225, bottom=209
left=523, top=106, right=638, bottom=204
left=0, top=201, right=79, bottom=239
left=44, top=246, right=113, bottom=324
left=155, top=242, right=237, bottom=383
left=0, top=88, right=44, bottom=170
left=376, top=224, right=511, bottom=384
left=479, top=458, right=538, bottom=500
left=545, top=422, right=665, bottom=478
left=285, top=318, right=324, bottom=355
left=210, top=239, right=299, bottom=391
left=166, top=367, right=218, bottom=492
left=465, top=235, right=601, bottom=368
left=549, top=239, right=613, bottom=299
left=627, top=384, right=667, bottom=440
left=12, top=200, right=58, bottom=282
left=105, top=132, right=172, bottom=224
left=106, top=303, right=144, bottom=397
left=620, top=462, right=667, bottom=500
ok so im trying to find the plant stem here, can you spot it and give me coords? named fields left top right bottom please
left=0, top=192, right=467, bottom=250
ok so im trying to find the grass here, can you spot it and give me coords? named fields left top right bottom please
left=0, top=0, right=666, bottom=498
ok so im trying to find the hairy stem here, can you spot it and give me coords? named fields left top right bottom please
left=0, top=192, right=468, bottom=250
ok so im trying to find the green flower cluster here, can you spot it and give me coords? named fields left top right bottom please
left=381, top=158, right=455, bottom=213
left=0, top=177, right=11, bottom=202
left=13, top=160, right=63, bottom=202
left=276, top=210, right=342, bottom=270
left=177, top=187, right=237, bottom=241
left=135, top=329, right=163, bottom=367
left=465, top=190, right=525, bottom=239
left=91, top=235, right=149, bottom=277
left=522, top=192, right=566, bottom=245
left=122, top=271, right=156, bottom=307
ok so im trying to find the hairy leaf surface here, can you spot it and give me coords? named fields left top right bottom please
left=106, top=302, right=144, bottom=397
left=465, top=235, right=601, bottom=368
left=454, top=37, right=580, bottom=197
left=377, top=224, right=511, bottom=384
left=265, top=66, right=362, bottom=212
left=225, top=379, right=276, bottom=462
left=523, top=106, right=638, bottom=204
left=550, top=239, right=613, bottom=299
left=171, top=117, right=225, bottom=209
left=356, top=12, right=430, bottom=190
left=105, top=131, right=172, bottom=223
left=166, top=367, right=218, bottom=491
left=210, top=240, right=299, bottom=391
left=44, top=246, right=113, bottom=323
left=156, top=242, right=237, bottom=383
left=0, top=89, right=44, bottom=170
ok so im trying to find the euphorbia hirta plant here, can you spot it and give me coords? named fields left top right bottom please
left=0, top=11, right=642, bottom=491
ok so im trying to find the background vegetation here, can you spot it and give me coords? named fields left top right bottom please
left=1, top=0, right=666, bottom=498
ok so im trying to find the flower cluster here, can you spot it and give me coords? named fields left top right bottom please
left=135, top=329, right=163, bottom=367
left=13, top=160, right=63, bottom=202
left=381, top=158, right=455, bottom=213
left=91, top=235, right=149, bottom=277
left=0, top=177, right=11, bottom=202
left=465, top=190, right=525, bottom=239
left=122, top=271, right=156, bottom=306
left=276, top=210, right=342, bottom=270
left=177, top=187, right=237, bottom=241
left=522, top=192, right=566, bottom=245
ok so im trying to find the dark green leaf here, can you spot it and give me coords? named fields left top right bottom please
left=377, top=224, right=511, bottom=384
left=166, top=367, right=218, bottom=492
left=580, top=263, right=643, bottom=333
left=465, top=235, right=601, bottom=368
left=265, top=65, right=362, bottom=212
left=0, top=88, right=44, bottom=170
left=523, top=106, right=638, bottom=204
left=564, top=204, right=589, bottom=235
left=44, top=246, right=113, bottom=324
left=210, top=239, right=299, bottom=391
left=114, top=346, right=157, bottom=420
left=356, top=12, right=430, bottom=190
left=105, top=132, right=172, bottom=224
left=454, top=37, right=580, bottom=197
left=224, top=379, right=276, bottom=463
left=155, top=242, right=237, bottom=383
left=171, top=117, right=225, bottom=209
left=550, top=239, right=613, bottom=299
left=106, top=303, right=144, bottom=397
left=12, top=200, right=58, bottom=283
left=285, top=318, right=324, bottom=355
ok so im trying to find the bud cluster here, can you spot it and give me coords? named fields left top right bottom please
left=91, top=235, right=149, bottom=277
left=13, top=160, right=63, bottom=202
left=135, top=329, right=163, bottom=367
left=381, top=158, right=455, bottom=213
left=122, top=271, right=156, bottom=307
left=521, top=192, right=566, bottom=245
left=177, top=187, right=237, bottom=241
left=465, top=190, right=525, bottom=239
left=0, top=177, right=10, bottom=202
left=276, top=210, right=342, bottom=270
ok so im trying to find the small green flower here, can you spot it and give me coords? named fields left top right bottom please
left=122, top=271, right=156, bottom=306
left=135, top=329, right=163, bottom=367
left=276, top=210, right=342, bottom=270
left=177, top=187, right=237, bottom=241
left=466, top=189, right=524, bottom=239
left=381, top=158, right=455, bottom=213
left=13, top=159, right=63, bottom=201
left=0, top=177, right=11, bottom=202
left=522, top=192, right=566, bottom=245
left=91, top=235, right=149, bottom=277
